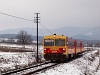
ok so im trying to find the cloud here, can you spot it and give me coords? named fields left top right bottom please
left=0, top=0, right=100, bottom=30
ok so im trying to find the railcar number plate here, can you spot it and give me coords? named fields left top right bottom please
left=52, top=51, right=57, bottom=53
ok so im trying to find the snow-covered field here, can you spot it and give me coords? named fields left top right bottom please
left=0, top=43, right=44, bottom=73
left=36, top=50, right=100, bottom=75
left=0, top=43, right=43, bottom=52
left=0, top=43, right=100, bottom=75
left=0, top=52, right=36, bottom=72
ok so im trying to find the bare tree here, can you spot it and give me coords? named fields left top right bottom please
left=17, top=30, right=33, bottom=47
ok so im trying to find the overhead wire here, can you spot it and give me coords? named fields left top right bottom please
left=39, top=23, right=53, bottom=34
left=0, top=11, right=34, bottom=21
left=39, top=23, right=59, bottom=35
left=0, top=11, right=53, bottom=35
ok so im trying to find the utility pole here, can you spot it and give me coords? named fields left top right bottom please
left=34, top=13, right=40, bottom=63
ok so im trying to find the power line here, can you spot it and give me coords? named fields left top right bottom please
left=0, top=11, right=53, bottom=34
left=0, top=11, right=34, bottom=21
left=39, top=23, right=53, bottom=34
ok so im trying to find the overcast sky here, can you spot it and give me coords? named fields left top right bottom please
left=0, top=0, right=100, bottom=30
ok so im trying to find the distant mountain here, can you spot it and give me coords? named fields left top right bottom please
left=0, top=26, right=90, bottom=36
left=54, top=26, right=89, bottom=37
left=0, top=28, right=36, bottom=34
left=0, top=26, right=100, bottom=40
left=73, top=26, right=100, bottom=40
left=83, top=26, right=100, bottom=40
left=73, top=34, right=93, bottom=40
left=0, top=34, right=16, bottom=39
left=0, top=28, right=54, bottom=36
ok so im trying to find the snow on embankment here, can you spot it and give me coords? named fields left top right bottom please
left=72, top=50, right=99, bottom=75
left=0, top=45, right=44, bottom=73
left=0, top=52, right=36, bottom=72
left=36, top=50, right=100, bottom=75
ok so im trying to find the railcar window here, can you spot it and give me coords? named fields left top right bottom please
left=55, top=39, right=65, bottom=46
left=77, top=43, right=80, bottom=47
left=82, top=43, right=84, bottom=47
left=44, top=39, right=54, bottom=46
left=68, top=42, right=74, bottom=47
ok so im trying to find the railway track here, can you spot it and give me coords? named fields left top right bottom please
left=23, top=63, right=59, bottom=75
left=1, top=61, right=60, bottom=75
left=1, top=48, right=93, bottom=75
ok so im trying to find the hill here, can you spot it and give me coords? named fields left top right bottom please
left=0, top=26, right=100, bottom=40
left=0, top=26, right=90, bottom=36
left=73, top=26, right=100, bottom=40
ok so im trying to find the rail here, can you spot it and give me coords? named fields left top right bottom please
left=1, top=61, right=53, bottom=75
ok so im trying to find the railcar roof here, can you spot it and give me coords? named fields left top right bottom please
left=44, top=34, right=67, bottom=39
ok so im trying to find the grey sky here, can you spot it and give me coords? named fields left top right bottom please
left=0, top=0, right=99, bottom=30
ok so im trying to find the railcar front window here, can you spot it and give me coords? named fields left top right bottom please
left=44, top=39, right=54, bottom=46
left=55, top=39, right=65, bottom=46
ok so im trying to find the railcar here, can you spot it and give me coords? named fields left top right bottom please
left=67, top=38, right=76, bottom=58
left=43, top=34, right=84, bottom=62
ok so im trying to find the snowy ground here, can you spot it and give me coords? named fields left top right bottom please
left=0, top=43, right=44, bottom=73
left=36, top=50, right=100, bottom=75
left=0, top=43, right=100, bottom=75
left=0, top=52, right=36, bottom=72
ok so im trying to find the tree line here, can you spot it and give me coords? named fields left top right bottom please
left=0, top=30, right=33, bottom=45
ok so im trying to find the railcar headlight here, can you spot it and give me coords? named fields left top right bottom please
left=67, top=42, right=68, bottom=44
left=44, top=48, right=46, bottom=50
